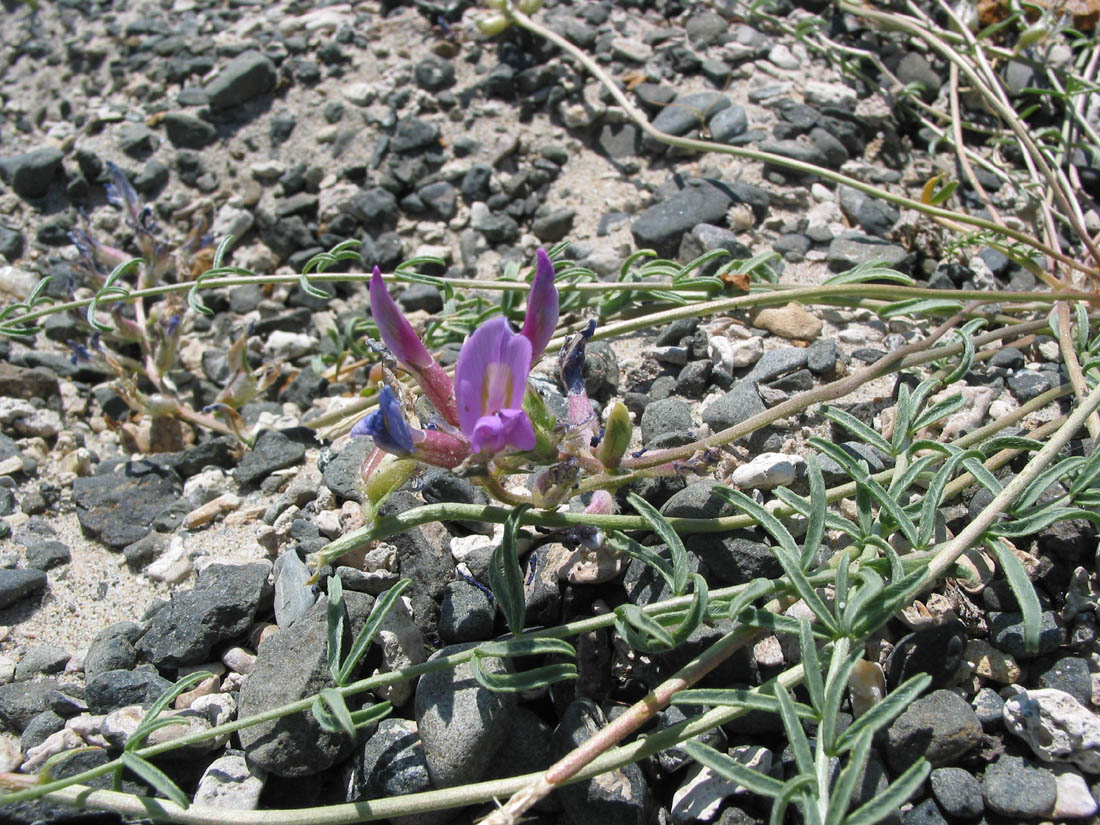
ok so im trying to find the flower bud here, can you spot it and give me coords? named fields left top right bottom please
left=359, top=450, right=417, bottom=524
left=596, top=400, right=632, bottom=469
left=476, top=12, right=511, bottom=35
left=516, top=0, right=542, bottom=12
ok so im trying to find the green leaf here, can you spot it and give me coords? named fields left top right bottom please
left=989, top=506, right=1100, bottom=537
left=488, top=504, right=531, bottom=637
left=842, top=758, right=930, bottom=825
left=725, top=578, right=776, bottom=623
left=120, top=752, right=190, bottom=809
left=891, top=382, right=913, bottom=456
left=775, top=681, right=813, bottom=776
left=824, top=263, right=914, bottom=286
left=605, top=531, right=677, bottom=594
left=1015, top=456, right=1084, bottom=512
left=628, top=492, right=689, bottom=596
left=770, top=775, right=818, bottom=825
left=819, top=406, right=892, bottom=456
left=981, top=436, right=1044, bottom=453
left=941, top=329, right=975, bottom=385
left=835, top=673, right=930, bottom=754
left=470, top=659, right=578, bottom=693
left=336, top=578, right=412, bottom=686
left=911, top=393, right=965, bottom=432
left=349, top=701, right=392, bottom=729
left=615, top=604, right=677, bottom=652
left=961, top=456, right=1003, bottom=495
left=681, top=741, right=785, bottom=798
left=819, top=646, right=860, bottom=748
left=860, top=474, right=919, bottom=550
left=800, top=618, right=824, bottom=714
left=1075, top=301, right=1090, bottom=352
left=825, top=730, right=874, bottom=825
left=313, top=688, right=356, bottom=738
left=477, top=637, right=577, bottom=659
left=671, top=688, right=816, bottom=718
left=327, top=575, right=346, bottom=685
left=849, top=567, right=930, bottom=638
left=878, top=298, right=962, bottom=319
left=988, top=538, right=1042, bottom=655
left=804, top=459, right=823, bottom=567
left=917, top=451, right=981, bottom=548
left=128, top=670, right=213, bottom=751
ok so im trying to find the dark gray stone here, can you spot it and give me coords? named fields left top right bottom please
left=982, top=755, right=1056, bottom=819
left=709, top=104, right=748, bottom=143
left=532, top=207, right=575, bottom=243
left=23, top=540, right=70, bottom=571
left=379, top=493, right=452, bottom=636
left=885, top=621, right=968, bottom=690
left=0, top=147, right=64, bottom=199
left=661, top=479, right=738, bottom=521
left=415, top=55, right=455, bottom=91
left=238, top=592, right=375, bottom=777
left=73, top=461, right=182, bottom=548
left=438, top=580, right=494, bottom=644
left=1008, top=370, right=1053, bottom=402
left=885, top=689, right=982, bottom=773
left=702, top=381, right=765, bottom=431
left=1037, top=655, right=1092, bottom=706
left=641, top=398, right=693, bottom=447
left=86, top=665, right=173, bottom=714
left=20, top=710, right=65, bottom=754
left=205, top=51, right=276, bottom=110
left=416, top=181, right=458, bottom=222
left=896, top=52, right=943, bottom=102
left=415, top=643, right=515, bottom=788
left=631, top=179, right=735, bottom=258
left=396, top=283, right=443, bottom=314
left=392, top=117, right=440, bottom=154
left=744, top=348, right=808, bottom=383
left=930, top=766, right=984, bottom=819
left=551, top=699, right=650, bottom=825
left=162, top=112, right=217, bottom=148
left=972, top=687, right=1005, bottom=731
left=14, top=645, right=70, bottom=681
left=676, top=360, right=712, bottom=397
left=321, top=436, right=374, bottom=503
left=901, top=799, right=948, bottom=825
left=685, top=530, right=782, bottom=586
left=235, top=430, right=307, bottom=489
left=827, top=233, right=909, bottom=271
left=84, top=632, right=138, bottom=683
left=347, top=718, right=431, bottom=801
left=989, top=610, right=1065, bottom=659
left=0, top=678, right=58, bottom=732
left=136, top=562, right=273, bottom=668
left=807, top=338, right=839, bottom=374
left=0, top=568, right=47, bottom=609
left=652, top=92, right=731, bottom=136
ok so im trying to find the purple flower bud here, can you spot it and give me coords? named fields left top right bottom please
left=456, top=316, right=537, bottom=455
left=369, top=268, right=459, bottom=426
left=520, top=248, right=559, bottom=361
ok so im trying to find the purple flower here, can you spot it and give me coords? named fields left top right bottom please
left=456, top=316, right=537, bottom=455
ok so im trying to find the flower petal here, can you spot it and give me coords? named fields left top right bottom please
left=350, top=386, right=416, bottom=455
left=370, top=268, right=433, bottom=370
left=520, top=248, right=559, bottom=361
left=498, top=408, right=536, bottom=451
left=456, top=316, right=531, bottom=435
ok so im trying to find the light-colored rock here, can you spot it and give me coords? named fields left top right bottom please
left=671, top=763, right=741, bottom=822
left=341, top=82, right=376, bottom=106
left=174, top=674, right=222, bottom=709
left=0, top=655, right=15, bottom=685
left=1004, top=688, right=1100, bottom=772
left=184, top=492, right=241, bottom=530
left=263, top=330, right=316, bottom=361
left=212, top=205, right=254, bottom=241
left=0, top=397, right=35, bottom=425
left=768, top=43, right=800, bottom=70
left=145, top=537, right=193, bottom=583
left=611, top=37, right=653, bottom=63
left=804, top=81, right=857, bottom=109
left=314, top=509, right=343, bottom=540
left=372, top=595, right=426, bottom=706
left=0, top=266, right=42, bottom=300
left=752, top=303, right=822, bottom=340
left=1053, top=767, right=1099, bottom=818
left=0, top=734, right=20, bottom=772
left=545, top=543, right=626, bottom=585
left=966, top=639, right=1021, bottom=684
left=223, top=646, right=256, bottom=675
left=21, top=728, right=83, bottom=772
left=183, top=467, right=231, bottom=507
left=67, top=714, right=109, bottom=748
left=849, top=659, right=887, bottom=718
left=730, top=452, right=804, bottom=490
left=710, top=336, right=763, bottom=372
left=194, top=752, right=267, bottom=810
left=753, top=635, right=783, bottom=668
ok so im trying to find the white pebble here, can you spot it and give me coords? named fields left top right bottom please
left=730, top=452, right=804, bottom=490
